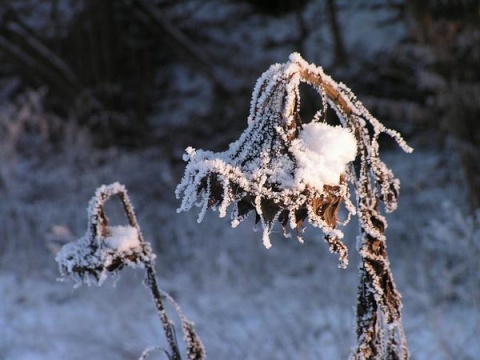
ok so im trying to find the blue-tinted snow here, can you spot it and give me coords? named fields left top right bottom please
left=0, top=144, right=478, bottom=359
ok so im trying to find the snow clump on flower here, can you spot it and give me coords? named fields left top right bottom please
left=289, top=122, right=357, bottom=190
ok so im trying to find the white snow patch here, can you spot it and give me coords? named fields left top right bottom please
left=104, top=226, right=140, bottom=253
left=290, top=122, right=357, bottom=190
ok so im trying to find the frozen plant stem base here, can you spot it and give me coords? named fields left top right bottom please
left=56, top=183, right=205, bottom=360
left=176, top=53, right=412, bottom=359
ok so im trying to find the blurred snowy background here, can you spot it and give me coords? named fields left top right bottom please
left=0, top=1, right=478, bottom=359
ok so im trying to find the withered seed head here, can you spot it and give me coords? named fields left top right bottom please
left=176, top=53, right=411, bottom=266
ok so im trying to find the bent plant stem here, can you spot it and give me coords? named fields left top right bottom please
left=299, top=59, right=407, bottom=358
left=117, top=190, right=182, bottom=360
left=353, top=143, right=407, bottom=359
left=355, top=231, right=406, bottom=359
left=145, top=261, right=182, bottom=360
left=56, top=183, right=204, bottom=359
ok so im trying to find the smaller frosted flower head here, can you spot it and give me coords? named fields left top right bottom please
left=56, top=183, right=154, bottom=286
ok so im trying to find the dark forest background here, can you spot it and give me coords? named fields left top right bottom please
left=0, top=0, right=478, bottom=211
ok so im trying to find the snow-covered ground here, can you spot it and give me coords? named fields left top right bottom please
left=1, top=142, right=478, bottom=359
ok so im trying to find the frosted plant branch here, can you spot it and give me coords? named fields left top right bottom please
left=176, top=53, right=411, bottom=359
left=56, top=183, right=204, bottom=360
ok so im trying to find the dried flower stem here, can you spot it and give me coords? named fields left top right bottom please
left=109, top=189, right=183, bottom=359
left=91, top=185, right=183, bottom=359
left=144, top=262, right=182, bottom=360
left=297, top=57, right=409, bottom=359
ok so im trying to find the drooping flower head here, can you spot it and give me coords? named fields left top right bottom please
left=56, top=183, right=154, bottom=286
left=175, top=53, right=412, bottom=268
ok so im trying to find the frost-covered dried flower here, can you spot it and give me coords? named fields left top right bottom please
left=176, top=56, right=358, bottom=262
left=176, top=53, right=411, bottom=266
left=56, top=183, right=205, bottom=360
left=176, top=53, right=412, bottom=358
left=56, top=182, right=154, bottom=286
